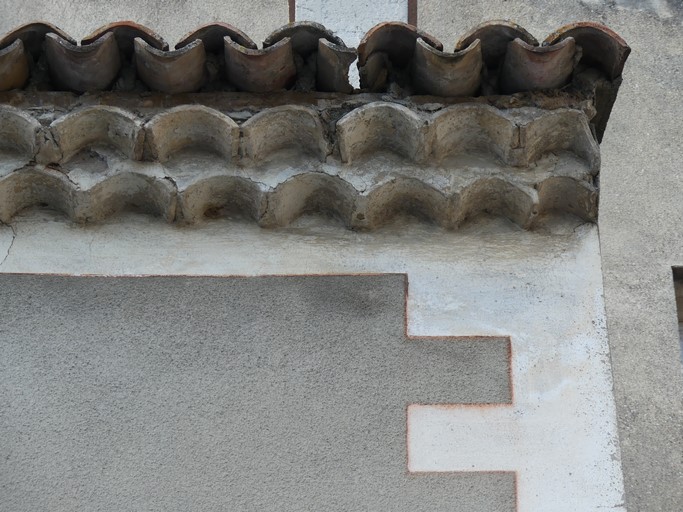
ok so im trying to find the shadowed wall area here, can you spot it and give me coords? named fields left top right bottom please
left=0, top=274, right=513, bottom=511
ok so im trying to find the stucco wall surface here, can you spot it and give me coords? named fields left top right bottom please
left=1, top=274, right=517, bottom=512
left=418, top=2, right=683, bottom=510
left=0, top=213, right=624, bottom=512
left=0, top=0, right=289, bottom=49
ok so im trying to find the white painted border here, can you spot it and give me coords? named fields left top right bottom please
left=0, top=213, right=626, bottom=512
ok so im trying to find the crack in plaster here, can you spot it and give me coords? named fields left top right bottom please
left=0, top=221, right=17, bottom=267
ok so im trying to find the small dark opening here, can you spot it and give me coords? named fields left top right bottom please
left=670, top=267, right=683, bottom=364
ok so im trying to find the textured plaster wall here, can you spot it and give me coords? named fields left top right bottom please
left=0, top=213, right=624, bottom=512
left=0, top=0, right=289, bottom=48
left=418, top=2, right=683, bottom=511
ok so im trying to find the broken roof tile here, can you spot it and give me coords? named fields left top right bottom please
left=263, top=22, right=354, bottom=92
left=316, top=38, right=355, bottom=93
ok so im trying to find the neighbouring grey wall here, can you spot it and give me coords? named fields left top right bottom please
left=418, top=2, right=683, bottom=511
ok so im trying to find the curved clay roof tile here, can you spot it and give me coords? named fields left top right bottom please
left=0, top=39, right=29, bottom=91
left=499, top=37, right=577, bottom=93
left=263, top=21, right=346, bottom=56
left=316, top=38, right=355, bottom=93
left=176, top=22, right=256, bottom=53
left=134, top=38, right=206, bottom=94
left=411, top=38, right=483, bottom=97
left=544, top=21, right=630, bottom=80
left=224, top=36, right=296, bottom=93
left=81, top=21, right=168, bottom=55
left=455, top=20, right=538, bottom=68
left=45, top=31, right=121, bottom=92
left=0, top=21, right=75, bottom=57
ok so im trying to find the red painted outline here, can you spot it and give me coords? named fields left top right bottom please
left=408, top=0, right=418, bottom=26
left=2, top=270, right=517, bottom=509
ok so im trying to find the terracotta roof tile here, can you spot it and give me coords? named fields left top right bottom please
left=499, top=37, right=577, bottom=94
left=263, top=21, right=346, bottom=56
left=0, top=40, right=29, bottom=91
left=224, top=36, right=296, bottom=93
left=455, top=20, right=538, bottom=69
left=0, top=22, right=75, bottom=58
left=134, top=38, right=206, bottom=94
left=0, top=19, right=629, bottom=230
left=357, top=20, right=628, bottom=96
left=81, top=21, right=168, bottom=54
left=45, top=32, right=121, bottom=92
left=316, top=39, right=355, bottom=93
left=543, top=21, right=630, bottom=80
left=176, top=23, right=255, bottom=52
left=411, top=38, right=482, bottom=96
left=0, top=20, right=628, bottom=99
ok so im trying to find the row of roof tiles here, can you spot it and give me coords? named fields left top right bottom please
left=0, top=167, right=597, bottom=229
left=0, top=103, right=599, bottom=172
left=0, top=102, right=599, bottom=228
left=0, top=20, right=629, bottom=96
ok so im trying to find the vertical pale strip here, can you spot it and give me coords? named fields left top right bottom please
left=296, top=0, right=409, bottom=46
left=296, top=0, right=409, bottom=87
